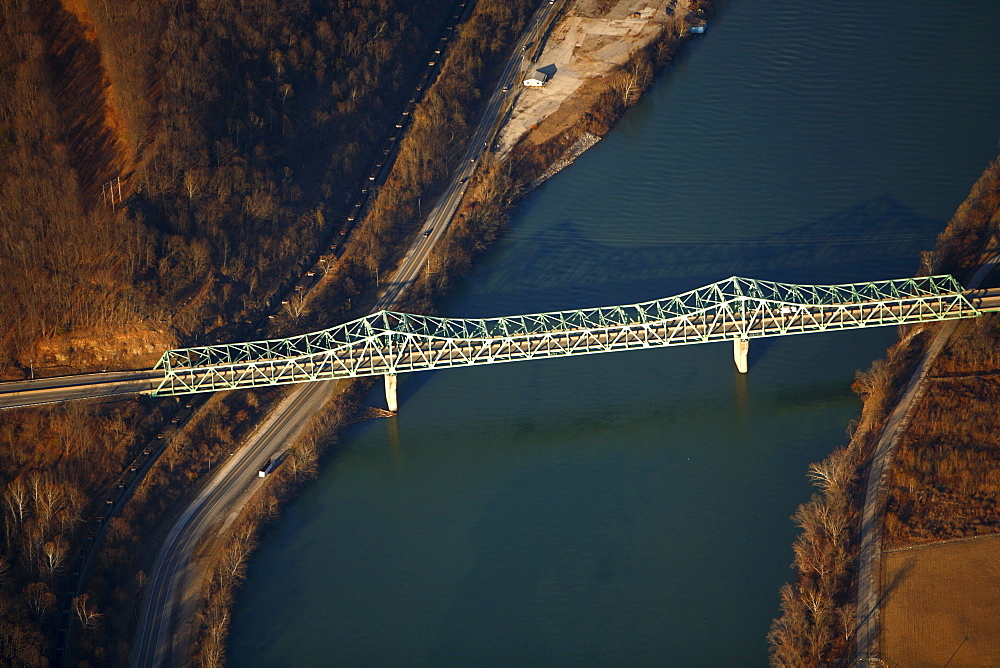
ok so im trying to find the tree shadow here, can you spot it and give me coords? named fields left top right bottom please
left=33, top=0, right=124, bottom=210
left=878, top=553, right=917, bottom=608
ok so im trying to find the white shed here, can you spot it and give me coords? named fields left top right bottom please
left=522, top=70, right=550, bottom=87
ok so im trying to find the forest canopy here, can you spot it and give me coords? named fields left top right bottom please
left=0, top=0, right=453, bottom=377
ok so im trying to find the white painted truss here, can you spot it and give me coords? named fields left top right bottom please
left=153, top=275, right=980, bottom=395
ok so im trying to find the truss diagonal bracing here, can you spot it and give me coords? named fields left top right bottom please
left=153, top=275, right=980, bottom=396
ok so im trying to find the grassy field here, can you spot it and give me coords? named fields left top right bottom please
left=882, top=534, right=1000, bottom=666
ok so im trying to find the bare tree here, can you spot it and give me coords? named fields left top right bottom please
left=41, top=536, right=68, bottom=576
left=609, top=59, right=653, bottom=106
left=73, top=593, right=102, bottom=631
left=807, top=448, right=853, bottom=494
left=793, top=533, right=834, bottom=580
left=836, top=601, right=856, bottom=644
left=24, top=582, right=55, bottom=619
left=219, top=522, right=256, bottom=584
left=3, top=476, right=29, bottom=526
left=283, top=290, right=307, bottom=320
left=34, top=476, right=64, bottom=536
left=768, top=583, right=809, bottom=666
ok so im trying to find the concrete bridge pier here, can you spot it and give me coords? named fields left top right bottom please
left=384, top=373, right=398, bottom=412
left=733, top=338, right=749, bottom=374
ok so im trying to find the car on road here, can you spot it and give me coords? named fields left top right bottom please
left=459, top=177, right=469, bottom=184
left=423, top=228, right=432, bottom=237
left=502, top=85, right=509, bottom=92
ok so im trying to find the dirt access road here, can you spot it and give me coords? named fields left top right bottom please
left=854, top=254, right=999, bottom=663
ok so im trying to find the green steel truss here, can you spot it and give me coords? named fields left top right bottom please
left=153, top=275, right=979, bottom=395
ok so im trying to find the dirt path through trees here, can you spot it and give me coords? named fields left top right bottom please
left=854, top=253, right=999, bottom=662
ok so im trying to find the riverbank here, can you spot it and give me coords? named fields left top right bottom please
left=226, top=1, right=1000, bottom=662
left=496, top=0, right=702, bottom=157
left=186, top=1, right=712, bottom=664
left=768, top=154, right=1000, bottom=664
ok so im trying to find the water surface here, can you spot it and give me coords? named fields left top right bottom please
left=229, top=1, right=1000, bottom=664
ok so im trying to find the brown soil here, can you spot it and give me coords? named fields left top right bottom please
left=498, top=0, right=689, bottom=154
left=30, top=325, right=176, bottom=372
left=526, top=73, right=610, bottom=146
left=882, top=535, right=1000, bottom=667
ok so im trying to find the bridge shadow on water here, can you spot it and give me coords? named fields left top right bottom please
left=452, top=194, right=942, bottom=316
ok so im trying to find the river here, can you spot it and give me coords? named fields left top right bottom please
left=228, top=1, right=1000, bottom=664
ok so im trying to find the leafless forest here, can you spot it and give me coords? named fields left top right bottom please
left=0, top=0, right=457, bottom=663
left=768, top=156, right=1000, bottom=665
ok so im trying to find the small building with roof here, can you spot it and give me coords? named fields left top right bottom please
left=522, top=70, right=550, bottom=87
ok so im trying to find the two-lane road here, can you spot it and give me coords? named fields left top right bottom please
left=0, top=370, right=161, bottom=410
left=131, top=2, right=565, bottom=666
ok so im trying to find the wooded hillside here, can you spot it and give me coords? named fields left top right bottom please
left=0, top=0, right=452, bottom=375
left=0, top=0, right=456, bottom=663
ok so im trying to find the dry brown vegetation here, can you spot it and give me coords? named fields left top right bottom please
left=881, top=156, right=1000, bottom=547
left=323, top=0, right=538, bottom=304
left=0, top=0, right=453, bottom=376
left=1, top=0, right=458, bottom=663
left=0, top=398, right=168, bottom=665
left=769, top=154, right=1000, bottom=665
left=190, top=380, right=369, bottom=667
left=768, top=332, right=929, bottom=665
left=183, top=4, right=721, bottom=664
left=884, top=315, right=1000, bottom=547
left=185, top=1, right=541, bottom=661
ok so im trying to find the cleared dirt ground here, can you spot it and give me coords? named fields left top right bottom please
left=882, top=534, right=1000, bottom=666
left=498, top=0, right=685, bottom=153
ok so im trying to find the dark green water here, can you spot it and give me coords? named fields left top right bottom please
left=229, top=1, right=1000, bottom=664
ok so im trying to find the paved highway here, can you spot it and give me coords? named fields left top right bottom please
left=0, top=370, right=160, bottom=410
left=377, top=3, right=556, bottom=306
left=130, top=3, right=564, bottom=666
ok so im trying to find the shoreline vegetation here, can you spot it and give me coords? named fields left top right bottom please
left=1, top=0, right=459, bottom=663
left=188, top=1, right=712, bottom=665
left=767, top=154, right=1000, bottom=665
left=6, top=0, right=995, bottom=664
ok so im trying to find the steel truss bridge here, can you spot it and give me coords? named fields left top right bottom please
left=153, top=274, right=994, bottom=402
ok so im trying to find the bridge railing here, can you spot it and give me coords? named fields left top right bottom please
left=151, top=275, right=978, bottom=396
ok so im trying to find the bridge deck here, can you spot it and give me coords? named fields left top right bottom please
left=153, top=275, right=997, bottom=396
